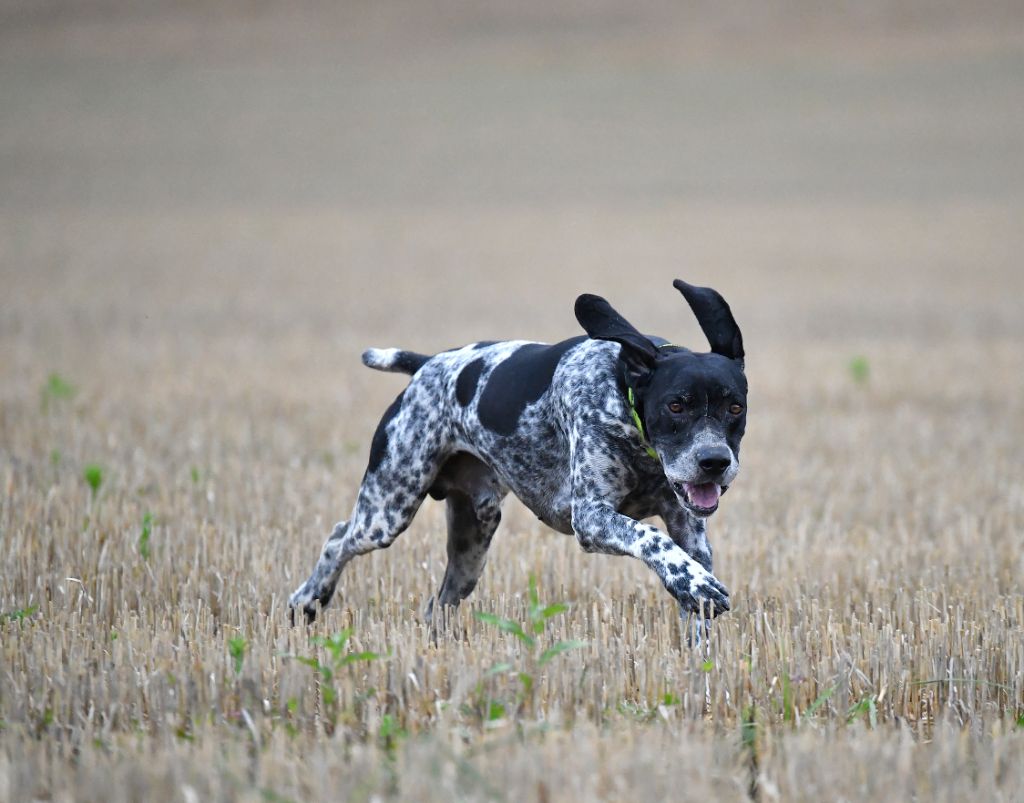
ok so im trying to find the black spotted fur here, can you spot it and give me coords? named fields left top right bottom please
left=290, top=280, right=747, bottom=630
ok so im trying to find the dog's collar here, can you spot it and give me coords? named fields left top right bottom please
left=624, top=343, right=679, bottom=463
left=626, top=386, right=659, bottom=462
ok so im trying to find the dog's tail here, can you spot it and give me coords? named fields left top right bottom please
left=361, top=347, right=432, bottom=375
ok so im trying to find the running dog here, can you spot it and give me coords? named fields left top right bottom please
left=289, top=279, right=746, bottom=626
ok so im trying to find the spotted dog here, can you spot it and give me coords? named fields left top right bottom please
left=289, top=279, right=747, bottom=627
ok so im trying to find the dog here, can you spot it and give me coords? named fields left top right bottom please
left=289, top=279, right=747, bottom=627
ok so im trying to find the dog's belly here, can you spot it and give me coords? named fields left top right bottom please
left=464, top=432, right=576, bottom=535
left=519, top=492, right=575, bottom=535
left=540, top=510, right=575, bottom=535
left=515, top=478, right=664, bottom=535
left=498, top=466, right=575, bottom=535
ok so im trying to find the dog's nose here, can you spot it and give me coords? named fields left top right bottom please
left=697, top=447, right=731, bottom=475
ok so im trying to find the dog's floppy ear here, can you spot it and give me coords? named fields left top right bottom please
left=673, top=279, right=744, bottom=365
left=575, top=293, right=659, bottom=372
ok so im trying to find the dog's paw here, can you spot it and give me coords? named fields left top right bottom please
left=668, top=564, right=730, bottom=617
left=288, top=583, right=324, bottom=625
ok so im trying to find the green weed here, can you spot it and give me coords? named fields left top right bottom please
left=378, top=713, right=406, bottom=756
left=805, top=684, right=837, bottom=717
left=138, top=512, right=153, bottom=559
left=849, top=355, right=870, bottom=384
left=847, top=695, right=878, bottom=728
left=285, top=628, right=386, bottom=732
left=4, top=604, right=38, bottom=623
left=781, top=672, right=794, bottom=723
left=83, top=464, right=103, bottom=498
left=41, top=373, right=75, bottom=410
left=228, top=636, right=247, bottom=675
left=471, top=575, right=585, bottom=724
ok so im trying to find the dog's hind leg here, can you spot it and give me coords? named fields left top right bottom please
left=289, top=382, right=451, bottom=624
left=424, top=453, right=506, bottom=624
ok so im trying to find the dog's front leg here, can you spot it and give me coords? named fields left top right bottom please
left=661, top=502, right=713, bottom=573
left=570, top=499, right=730, bottom=616
left=660, top=503, right=717, bottom=645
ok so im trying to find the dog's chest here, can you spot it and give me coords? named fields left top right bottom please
left=488, top=429, right=577, bottom=534
left=525, top=472, right=576, bottom=534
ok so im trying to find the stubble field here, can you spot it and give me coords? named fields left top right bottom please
left=2, top=3, right=1024, bottom=801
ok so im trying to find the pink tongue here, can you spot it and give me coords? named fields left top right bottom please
left=685, top=482, right=721, bottom=508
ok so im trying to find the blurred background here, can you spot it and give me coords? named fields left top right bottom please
left=3, top=1, right=1023, bottom=351
left=2, top=1, right=1023, bottom=577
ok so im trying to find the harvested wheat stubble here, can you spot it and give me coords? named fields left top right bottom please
left=3, top=1, right=1024, bottom=801
left=2, top=321, right=1023, bottom=801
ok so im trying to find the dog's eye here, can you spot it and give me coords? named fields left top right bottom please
left=729, top=403, right=744, bottom=415
left=667, top=401, right=684, bottom=414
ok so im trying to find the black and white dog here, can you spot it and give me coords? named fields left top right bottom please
left=290, top=279, right=747, bottom=626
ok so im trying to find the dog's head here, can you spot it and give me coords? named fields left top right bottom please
left=575, top=279, right=746, bottom=518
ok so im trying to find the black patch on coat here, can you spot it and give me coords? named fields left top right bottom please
left=473, top=341, right=497, bottom=350
left=477, top=336, right=585, bottom=435
left=456, top=358, right=486, bottom=407
left=365, top=391, right=404, bottom=475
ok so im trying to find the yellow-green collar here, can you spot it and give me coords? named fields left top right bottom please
left=626, top=386, right=659, bottom=461
left=625, top=343, right=679, bottom=462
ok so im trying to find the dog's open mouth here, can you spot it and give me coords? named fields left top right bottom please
left=680, top=481, right=722, bottom=515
